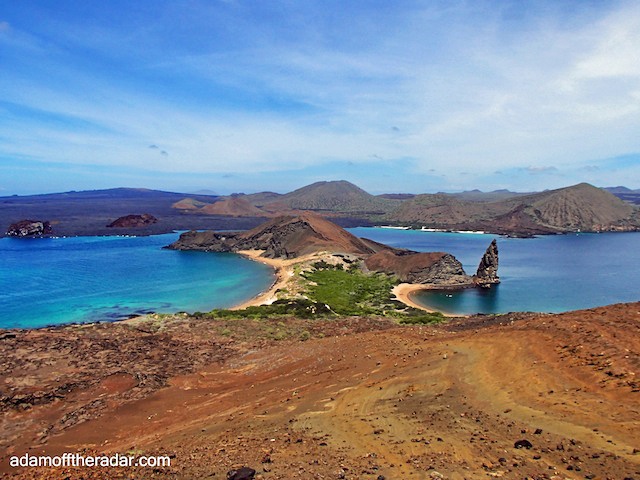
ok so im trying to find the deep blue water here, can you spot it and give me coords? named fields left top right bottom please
left=348, top=227, right=640, bottom=315
left=0, top=233, right=274, bottom=329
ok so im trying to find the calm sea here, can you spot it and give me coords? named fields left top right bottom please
left=2, top=229, right=639, bottom=328
left=348, top=227, right=640, bottom=315
left=0, top=233, right=274, bottom=329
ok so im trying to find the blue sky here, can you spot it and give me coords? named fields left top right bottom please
left=1, top=0, right=639, bottom=195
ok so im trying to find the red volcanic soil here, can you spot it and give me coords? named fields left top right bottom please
left=1, top=304, right=639, bottom=479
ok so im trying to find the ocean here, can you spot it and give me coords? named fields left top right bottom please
left=1, top=228, right=639, bottom=328
left=348, top=227, right=640, bottom=314
left=0, top=233, right=274, bottom=329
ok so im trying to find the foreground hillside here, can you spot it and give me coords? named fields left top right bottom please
left=1, top=303, right=638, bottom=479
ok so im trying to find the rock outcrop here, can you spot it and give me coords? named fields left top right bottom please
left=6, top=220, right=52, bottom=237
left=474, top=239, right=500, bottom=287
left=365, top=250, right=473, bottom=286
left=106, top=214, right=158, bottom=228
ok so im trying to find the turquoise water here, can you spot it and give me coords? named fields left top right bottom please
left=2, top=229, right=639, bottom=327
left=348, top=228, right=640, bottom=314
left=0, top=233, right=274, bottom=329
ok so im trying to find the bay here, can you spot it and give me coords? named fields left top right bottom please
left=0, top=233, right=274, bottom=329
left=348, top=227, right=640, bottom=315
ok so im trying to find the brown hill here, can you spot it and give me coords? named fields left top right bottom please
left=238, top=191, right=283, bottom=207
left=199, top=197, right=267, bottom=217
left=171, top=198, right=209, bottom=210
left=524, top=182, right=635, bottom=231
left=168, top=213, right=385, bottom=259
left=389, top=183, right=640, bottom=235
left=390, top=193, right=490, bottom=226
left=266, top=180, right=399, bottom=215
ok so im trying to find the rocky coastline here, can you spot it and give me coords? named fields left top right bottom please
left=167, top=213, right=500, bottom=313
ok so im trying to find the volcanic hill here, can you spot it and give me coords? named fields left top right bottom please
left=167, top=213, right=384, bottom=259
left=168, top=213, right=496, bottom=288
left=389, top=182, right=640, bottom=235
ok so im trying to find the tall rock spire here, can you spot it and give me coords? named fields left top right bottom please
left=475, top=239, right=500, bottom=288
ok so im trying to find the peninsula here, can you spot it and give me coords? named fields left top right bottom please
left=166, top=213, right=499, bottom=315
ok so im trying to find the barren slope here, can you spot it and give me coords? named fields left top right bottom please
left=1, top=303, right=639, bottom=479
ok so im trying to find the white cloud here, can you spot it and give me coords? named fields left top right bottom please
left=2, top=1, right=640, bottom=191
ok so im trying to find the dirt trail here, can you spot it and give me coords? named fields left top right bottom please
left=1, top=304, right=639, bottom=479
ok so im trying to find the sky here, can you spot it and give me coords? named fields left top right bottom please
left=1, top=0, right=639, bottom=195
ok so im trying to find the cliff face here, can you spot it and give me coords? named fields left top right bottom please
left=474, top=240, right=500, bottom=287
left=6, top=220, right=52, bottom=237
left=365, top=250, right=472, bottom=286
left=165, top=230, right=235, bottom=252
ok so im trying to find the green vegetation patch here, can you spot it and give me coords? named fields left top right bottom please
left=303, top=266, right=445, bottom=324
left=192, top=263, right=446, bottom=325
left=202, top=298, right=332, bottom=320
left=303, top=268, right=398, bottom=316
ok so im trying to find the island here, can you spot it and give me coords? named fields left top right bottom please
left=166, top=213, right=499, bottom=315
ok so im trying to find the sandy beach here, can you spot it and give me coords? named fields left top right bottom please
left=392, top=283, right=459, bottom=316
left=229, top=250, right=291, bottom=309
left=232, top=252, right=462, bottom=317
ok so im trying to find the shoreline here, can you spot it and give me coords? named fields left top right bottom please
left=392, top=283, right=461, bottom=317
left=229, top=250, right=295, bottom=310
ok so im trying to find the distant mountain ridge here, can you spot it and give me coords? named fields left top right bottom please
left=389, top=182, right=639, bottom=235
left=174, top=181, right=640, bottom=236
left=604, top=186, right=640, bottom=205
left=3, top=182, right=639, bottom=237
left=270, top=180, right=400, bottom=214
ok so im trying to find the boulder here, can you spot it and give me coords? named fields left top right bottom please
left=227, top=466, right=256, bottom=480
left=6, top=220, right=52, bottom=237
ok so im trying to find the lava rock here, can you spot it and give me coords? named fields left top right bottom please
left=6, top=219, right=52, bottom=237
left=227, top=466, right=256, bottom=480
left=514, top=439, right=533, bottom=449
left=475, top=239, right=500, bottom=287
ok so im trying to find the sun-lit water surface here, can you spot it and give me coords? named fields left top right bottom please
left=348, top=227, right=640, bottom=314
left=0, top=233, right=274, bottom=328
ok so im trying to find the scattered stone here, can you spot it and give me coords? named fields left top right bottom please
left=514, top=439, right=533, bottom=449
left=227, top=466, right=256, bottom=480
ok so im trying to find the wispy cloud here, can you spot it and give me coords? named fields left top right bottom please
left=1, top=1, right=639, bottom=194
